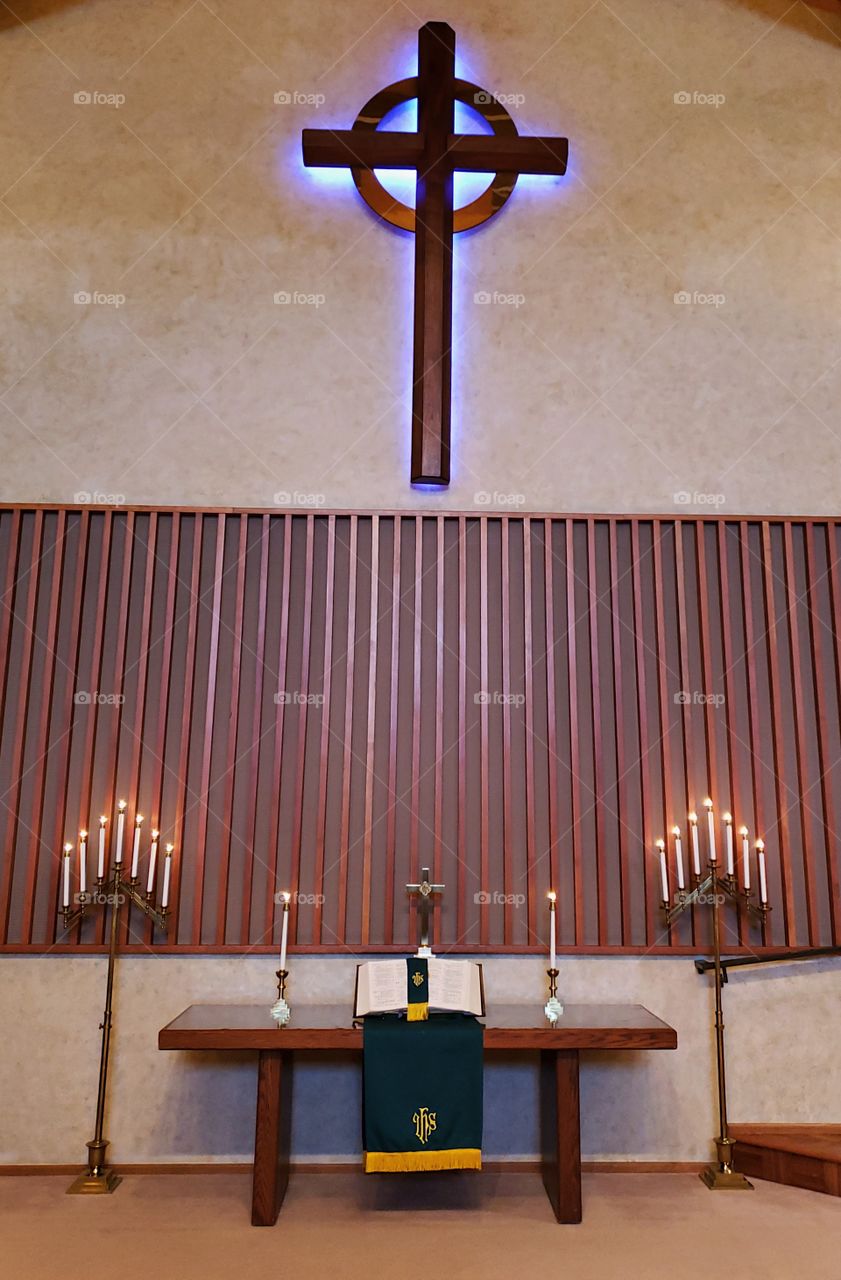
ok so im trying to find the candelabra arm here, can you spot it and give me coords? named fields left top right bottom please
left=121, top=879, right=168, bottom=931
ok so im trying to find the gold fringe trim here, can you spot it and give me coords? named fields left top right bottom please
left=406, top=1002, right=428, bottom=1021
left=364, top=1149, right=482, bottom=1173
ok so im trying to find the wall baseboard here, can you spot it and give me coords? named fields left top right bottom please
left=0, top=1160, right=705, bottom=1176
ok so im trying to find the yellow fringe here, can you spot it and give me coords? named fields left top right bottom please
left=364, top=1149, right=482, bottom=1173
left=406, top=1002, right=428, bottom=1021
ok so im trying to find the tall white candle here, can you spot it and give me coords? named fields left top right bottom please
left=130, top=814, right=143, bottom=880
left=704, top=798, right=716, bottom=863
left=78, top=831, right=87, bottom=895
left=548, top=891, right=557, bottom=968
left=161, top=845, right=173, bottom=908
left=62, top=844, right=72, bottom=907
left=279, top=892, right=291, bottom=971
left=657, top=839, right=669, bottom=903
left=146, top=829, right=159, bottom=895
left=97, top=816, right=107, bottom=880
left=688, top=812, right=701, bottom=877
left=671, top=826, right=685, bottom=891
left=115, top=800, right=127, bottom=864
left=723, top=812, right=734, bottom=877
left=756, top=839, right=768, bottom=904
left=740, top=826, right=751, bottom=891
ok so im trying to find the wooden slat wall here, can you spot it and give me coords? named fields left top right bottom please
left=0, top=506, right=839, bottom=955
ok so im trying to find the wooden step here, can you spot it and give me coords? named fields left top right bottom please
left=730, top=1125, right=841, bottom=1196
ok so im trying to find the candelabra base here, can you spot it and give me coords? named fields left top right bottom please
left=699, top=1138, right=753, bottom=1190
left=67, top=1142, right=121, bottom=1194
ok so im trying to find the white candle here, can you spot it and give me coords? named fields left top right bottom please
left=723, top=812, right=734, bottom=877
left=78, top=831, right=87, bottom=895
left=756, top=840, right=768, bottom=904
left=146, top=829, right=159, bottom=895
left=657, top=839, right=669, bottom=903
left=279, top=892, right=291, bottom=971
left=688, top=812, right=701, bottom=877
left=130, top=814, right=143, bottom=880
left=97, top=816, right=107, bottom=880
left=548, top=891, right=557, bottom=968
left=115, top=800, right=127, bottom=864
left=704, top=798, right=716, bottom=863
left=671, top=826, right=685, bottom=891
left=62, top=844, right=72, bottom=907
left=740, top=826, right=750, bottom=891
left=161, top=845, right=173, bottom=908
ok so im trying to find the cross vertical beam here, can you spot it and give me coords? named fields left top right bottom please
left=411, top=22, right=455, bottom=485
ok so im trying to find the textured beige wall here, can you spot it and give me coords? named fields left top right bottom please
left=2, top=0, right=841, bottom=512
left=2, top=955, right=839, bottom=1163
left=3, top=1, right=841, bottom=1164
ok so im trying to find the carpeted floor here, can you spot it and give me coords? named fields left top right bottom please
left=2, top=1171, right=841, bottom=1280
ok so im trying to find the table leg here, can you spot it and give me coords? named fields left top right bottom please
left=540, top=1047, right=582, bottom=1223
left=251, top=1049, right=293, bottom=1226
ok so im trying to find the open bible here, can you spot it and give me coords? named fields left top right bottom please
left=354, top=958, right=485, bottom=1018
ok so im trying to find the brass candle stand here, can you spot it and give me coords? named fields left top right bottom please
left=271, top=968, right=291, bottom=1025
left=60, top=861, right=169, bottom=1194
left=662, top=862, right=769, bottom=1190
left=544, top=967, right=563, bottom=1023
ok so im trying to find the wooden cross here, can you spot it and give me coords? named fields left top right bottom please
left=406, top=866, right=444, bottom=950
left=302, top=22, right=568, bottom=486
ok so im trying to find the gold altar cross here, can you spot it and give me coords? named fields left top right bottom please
left=406, top=866, right=444, bottom=950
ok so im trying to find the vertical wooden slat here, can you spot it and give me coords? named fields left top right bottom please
left=566, top=520, right=584, bottom=945
left=609, top=521, right=631, bottom=946
left=383, top=518, right=400, bottom=944
left=0, top=511, right=44, bottom=941
left=631, top=522, right=655, bottom=947
left=214, top=515, right=248, bottom=946
left=456, top=516, right=467, bottom=941
left=288, top=515, right=315, bottom=943
left=501, top=517, right=513, bottom=942
left=120, top=513, right=158, bottom=944
left=738, top=522, right=768, bottom=944
left=783, top=523, right=818, bottom=943
left=144, top=513, right=180, bottom=945
left=543, top=520, right=560, bottom=919
left=264, top=516, right=293, bottom=941
left=171, top=515, right=202, bottom=945
left=760, top=521, right=797, bottom=943
left=361, top=516, right=379, bottom=945
left=652, top=521, right=676, bottom=944
left=312, top=514, right=335, bottom=945
left=0, top=510, right=22, bottom=738
left=716, top=523, right=745, bottom=946
left=336, top=519, right=358, bottom=941
left=432, top=516, right=444, bottom=945
left=587, top=519, right=608, bottom=944
left=191, top=516, right=225, bottom=946
left=20, top=513, right=67, bottom=942
left=523, top=520, right=537, bottom=942
left=409, top=518, right=423, bottom=928
left=810, top=522, right=841, bottom=942
left=674, top=521, right=697, bottom=947
left=479, top=517, right=490, bottom=944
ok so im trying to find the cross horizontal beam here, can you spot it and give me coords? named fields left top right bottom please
left=302, top=129, right=568, bottom=175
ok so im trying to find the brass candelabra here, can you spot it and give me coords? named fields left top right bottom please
left=60, top=861, right=169, bottom=1194
left=662, top=860, right=769, bottom=1190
